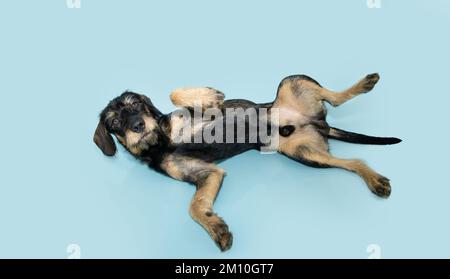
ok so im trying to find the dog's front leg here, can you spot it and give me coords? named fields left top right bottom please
left=189, top=168, right=232, bottom=251
left=161, top=155, right=232, bottom=251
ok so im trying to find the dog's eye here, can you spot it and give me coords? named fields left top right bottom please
left=112, top=118, right=121, bottom=127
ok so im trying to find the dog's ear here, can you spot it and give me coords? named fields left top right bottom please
left=93, top=120, right=117, bottom=156
left=140, top=94, right=163, bottom=118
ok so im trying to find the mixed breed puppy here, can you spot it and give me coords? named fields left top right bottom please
left=94, top=73, right=401, bottom=251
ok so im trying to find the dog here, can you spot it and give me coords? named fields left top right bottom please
left=93, top=73, right=401, bottom=251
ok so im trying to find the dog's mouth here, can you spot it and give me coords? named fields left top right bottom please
left=137, top=130, right=159, bottom=147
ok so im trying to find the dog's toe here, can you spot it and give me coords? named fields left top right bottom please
left=360, top=73, right=380, bottom=93
left=369, top=175, right=391, bottom=198
left=211, top=221, right=233, bottom=252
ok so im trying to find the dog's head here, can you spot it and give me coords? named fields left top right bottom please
left=93, top=91, right=163, bottom=156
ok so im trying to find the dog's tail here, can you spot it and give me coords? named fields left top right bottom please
left=328, top=127, right=402, bottom=145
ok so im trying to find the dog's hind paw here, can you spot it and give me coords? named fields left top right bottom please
left=358, top=73, right=380, bottom=93
left=211, top=221, right=233, bottom=252
left=368, top=175, right=391, bottom=198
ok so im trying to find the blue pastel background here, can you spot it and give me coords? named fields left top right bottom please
left=1, top=0, right=449, bottom=258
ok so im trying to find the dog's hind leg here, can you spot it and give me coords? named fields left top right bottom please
left=278, top=128, right=391, bottom=198
left=170, top=87, right=225, bottom=111
left=317, top=73, right=380, bottom=107
left=161, top=154, right=232, bottom=251
left=273, top=73, right=380, bottom=118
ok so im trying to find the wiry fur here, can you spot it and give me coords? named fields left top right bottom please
left=93, top=74, right=401, bottom=251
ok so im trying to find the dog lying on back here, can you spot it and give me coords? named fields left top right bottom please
left=94, top=73, right=401, bottom=251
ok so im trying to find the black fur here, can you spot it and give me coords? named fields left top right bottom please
left=94, top=89, right=400, bottom=174
left=329, top=127, right=402, bottom=145
left=93, top=75, right=401, bottom=252
left=94, top=92, right=272, bottom=167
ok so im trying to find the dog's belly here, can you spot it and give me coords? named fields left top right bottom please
left=278, top=107, right=310, bottom=126
left=166, top=97, right=329, bottom=162
left=167, top=110, right=262, bottom=162
left=172, top=142, right=256, bottom=162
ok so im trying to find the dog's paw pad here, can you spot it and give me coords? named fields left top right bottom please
left=359, top=73, right=380, bottom=93
left=369, top=175, right=391, bottom=198
left=211, top=221, right=233, bottom=252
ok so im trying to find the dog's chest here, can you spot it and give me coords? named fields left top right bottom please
left=167, top=112, right=217, bottom=143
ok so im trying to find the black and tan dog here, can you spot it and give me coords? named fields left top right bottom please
left=94, top=73, right=401, bottom=251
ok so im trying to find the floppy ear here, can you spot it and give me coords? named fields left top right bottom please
left=93, top=120, right=117, bottom=156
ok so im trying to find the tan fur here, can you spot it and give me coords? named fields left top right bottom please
left=189, top=168, right=230, bottom=250
left=125, top=116, right=157, bottom=143
left=161, top=154, right=224, bottom=182
left=95, top=74, right=392, bottom=251
left=318, top=73, right=380, bottom=106
left=125, top=131, right=142, bottom=148
left=160, top=155, right=185, bottom=180
left=274, top=73, right=390, bottom=197
left=119, top=115, right=160, bottom=155
left=170, top=87, right=224, bottom=110
left=160, top=154, right=231, bottom=250
left=105, top=111, right=116, bottom=121
left=122, top=95, right=136, bottom=106
left=278, top=126, right=329, bottom=155
left=273, top=80, right=325, bottom=118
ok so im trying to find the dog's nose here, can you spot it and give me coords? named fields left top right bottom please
left=131, top=119, right=145, bottom=133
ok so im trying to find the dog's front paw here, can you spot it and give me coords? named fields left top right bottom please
left=170, top=87, right=224, bottom=110
left=210, top=220, right=233, bottom=252
left=368, top=175, right=391, bottom=198
left=359, top=73, right=380, bottom=93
